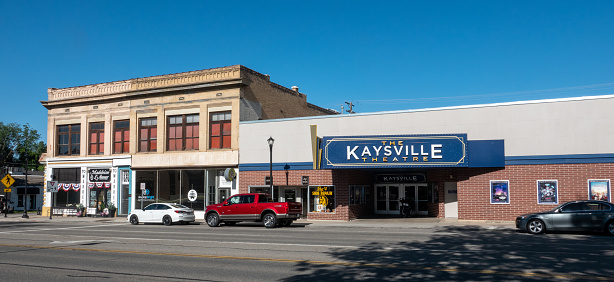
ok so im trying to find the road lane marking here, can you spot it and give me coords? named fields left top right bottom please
left=0, top=224, right=126, bottom=234
left=0, top=243, right=611, bottom=281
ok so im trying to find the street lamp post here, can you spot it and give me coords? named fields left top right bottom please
left=267, top=136, right=274, bottom=201
left=22, top=158, right=29, bottom=219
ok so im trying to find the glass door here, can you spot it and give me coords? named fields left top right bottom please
left=402, top=184, right=429, bottom=216
left=375, top=185, right=400, bottom=215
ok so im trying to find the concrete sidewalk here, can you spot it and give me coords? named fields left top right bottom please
left=0, top=213, right=516, bottom=230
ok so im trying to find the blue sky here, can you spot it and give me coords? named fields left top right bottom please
left=1, top=1, right=613, bottom=142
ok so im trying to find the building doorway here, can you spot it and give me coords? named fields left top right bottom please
left=444, top=182, right=458, bottom=218
left=375, top=184, right=428, bottom=216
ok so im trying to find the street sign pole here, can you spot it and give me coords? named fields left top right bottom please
left=22, top=159, right=29, bottom=219
left=49, top=191, right=53, bottom=220
left=2, top=174, right=15, bottom=218
left=46, top=181, right=58, bottom=219
left=3, top=191, right=7, bottom=218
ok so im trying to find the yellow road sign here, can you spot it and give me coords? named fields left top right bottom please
left=3, top=188, right=11, bottom=193
left=1, top=174, right=15, bottom=188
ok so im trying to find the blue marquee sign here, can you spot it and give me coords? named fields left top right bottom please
left=321, top=134, right=468, bottom=169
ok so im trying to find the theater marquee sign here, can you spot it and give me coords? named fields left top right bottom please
left=321, top=134, right=467, bottom=169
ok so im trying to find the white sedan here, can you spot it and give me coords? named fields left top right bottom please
left=128, top=203, right=195, bottom=226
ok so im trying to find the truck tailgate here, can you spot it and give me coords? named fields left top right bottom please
left=288, top=202, right=302, bottom=214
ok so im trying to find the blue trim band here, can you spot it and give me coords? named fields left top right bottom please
left=240, top=154, right=614, bottom=171
left=506, top=154, right=614, bottom=165
left=239, top=162, right=314, bottom=171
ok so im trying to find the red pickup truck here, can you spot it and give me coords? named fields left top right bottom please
left=205, top=193, right=302, bottom=228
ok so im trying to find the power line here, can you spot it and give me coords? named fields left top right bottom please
left=357, top=82, right=614, bottom=105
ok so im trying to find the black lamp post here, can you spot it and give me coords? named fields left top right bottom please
left=22, top=158, right=29, bottom=219
left=267, top=136, right=274, bottom=201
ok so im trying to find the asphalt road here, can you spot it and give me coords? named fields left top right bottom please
left=0, top=219, right=613, bottom=281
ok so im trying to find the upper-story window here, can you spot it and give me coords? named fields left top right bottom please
left=139, top=118, right=157, bottom=152
left=57, top=124, right=80, bottom=156
left=210, top=112, right=231, bottom=149
left=113, top=120, right=130, bottom=154
left=89, top=122, right=104, bottom=155
left=167, top=114, right=199, bottom=151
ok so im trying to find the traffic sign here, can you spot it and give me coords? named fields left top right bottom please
left=1, top=174, right=15, bottom=188
left=47, top=181, right=59, bottom=192
left=188, top=189, right=197, bottom=202
left=3, top=188, right=11, bottom=193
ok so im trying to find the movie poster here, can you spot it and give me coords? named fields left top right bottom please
left=490, top=180, right=510, bottom=204
left=588, top=179, right=610, bottom=202
left=537, top=180, right=558, bottom=204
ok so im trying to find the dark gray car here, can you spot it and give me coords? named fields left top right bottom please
left=516, top=200, right=614, bottom=235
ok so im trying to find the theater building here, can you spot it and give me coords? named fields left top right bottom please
left=238, top=95, right=614, bottom=221
left=40, top=65, right=335, bottom=217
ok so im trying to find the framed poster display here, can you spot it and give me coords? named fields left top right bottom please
left=588, top=179, right=610, bottom=202
left=490, top=180, right=510, bottom=204
left=537, top=180, right=558, bottom=204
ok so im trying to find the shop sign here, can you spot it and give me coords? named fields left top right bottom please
left=89, top=169, right=111, bottom=182
left=224, top=168, right=236, bottom=181
left=375, top=173, right=426, bottom=183
left=321, top=134, right=467, bottom=169
left=308, top=185, right=335, bottom=213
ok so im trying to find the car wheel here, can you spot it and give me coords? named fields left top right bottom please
left=527, top=219, right=545, bottom=234
left=606, top=220, right=614, bottom=236
left=129, top=215, right=139, bottom=225
left=206, top=213, right=220, bottom=227
left=263, top=213, right=277, bottom=228
left=163, top=215, right=172, bottom=226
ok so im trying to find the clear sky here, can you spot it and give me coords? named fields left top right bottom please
left=1, top=1, right=613, bottom=142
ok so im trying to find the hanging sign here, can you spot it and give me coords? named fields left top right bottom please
left=188, top=189, right=197, bottom=202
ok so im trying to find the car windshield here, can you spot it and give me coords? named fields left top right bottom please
left=170, top=204, right=188, bottom=209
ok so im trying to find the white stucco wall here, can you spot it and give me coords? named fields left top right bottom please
left=239, top=95, right=614, bottom=164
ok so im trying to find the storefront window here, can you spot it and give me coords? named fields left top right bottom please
left=54, top=168, right=80, bottom=206
left=182, top=170, right=205, bottom=210
left=308, top=185, right=335, bottom=213
left=135, top=171, right=157, bottom=205
left=249, top=186, right=279, bottom=202
left=349, top=185, right=367, bottom=205
left=158, top=170, right=180, bottom=203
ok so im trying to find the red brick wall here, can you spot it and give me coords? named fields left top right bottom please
left=239, top=169, right=372, bottom=221
left=456, top=163, right=614, bottom=221
left=240, top=163, right=614, bottom=221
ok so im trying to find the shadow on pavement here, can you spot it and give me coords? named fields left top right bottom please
left=281, top=225, right=614, bottom=281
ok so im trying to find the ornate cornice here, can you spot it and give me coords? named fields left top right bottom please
left=45, top=65, right=243, bottom=102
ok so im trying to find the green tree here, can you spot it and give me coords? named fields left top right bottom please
left=0, top=122, right=46, bottom=172
left=0, top=122, right=22, bottom=170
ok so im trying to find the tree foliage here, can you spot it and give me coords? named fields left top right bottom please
left=0, top=122, right=46, bottom=171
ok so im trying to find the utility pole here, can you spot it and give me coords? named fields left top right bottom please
left=345, top=101, right=355, bottom=114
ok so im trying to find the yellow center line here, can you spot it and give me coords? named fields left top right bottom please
left=1, top=243, right=611, bottom=281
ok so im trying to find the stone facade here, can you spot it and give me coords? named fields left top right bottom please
left=40, top=65, right=336, bottom=217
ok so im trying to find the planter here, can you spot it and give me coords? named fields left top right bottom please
left=109, top=209, right=116, bottom=218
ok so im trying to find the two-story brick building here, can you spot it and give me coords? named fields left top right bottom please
left=40, top=65, right=335, bottom=217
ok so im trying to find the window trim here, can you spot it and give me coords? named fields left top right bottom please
left=139, top=118, right=157, bottom=153
left=209, top=111, right=231, bottom=149
left=57, top=124, right=81, bottom=156
left=113, top=120, right=130, bottom=154
left=167, top=114, right=199, bottom=151
left=89, top=122, right=104, bottom=155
